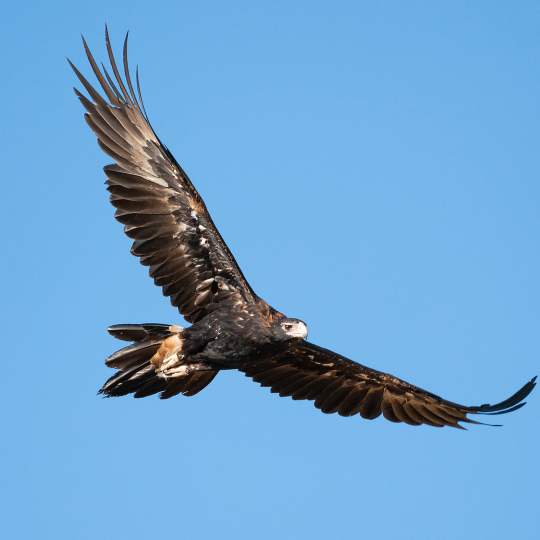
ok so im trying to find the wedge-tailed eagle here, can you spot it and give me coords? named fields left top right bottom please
left=70, top=29, right=535, bottom=429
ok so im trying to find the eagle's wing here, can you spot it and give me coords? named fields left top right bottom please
left=70, top=29, right=258, bottom=323
left=241, top=340, right=536, bottom=428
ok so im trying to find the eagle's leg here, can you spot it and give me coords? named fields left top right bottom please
left=148, top=328, right=215, bottom=379
left=149, top=331, right=185, bottom=376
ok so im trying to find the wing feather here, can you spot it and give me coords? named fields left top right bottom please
left=241, top=341, right=536, bottom=429
left=71, top=28, right=258, bottom=322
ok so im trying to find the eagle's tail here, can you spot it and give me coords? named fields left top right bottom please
left=100, top=323, right=218, bottom=399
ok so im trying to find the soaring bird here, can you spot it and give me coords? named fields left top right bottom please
left=70, top=29, right=535, bottom=429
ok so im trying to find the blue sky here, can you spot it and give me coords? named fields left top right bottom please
left=1, top=2, right=538, bottom=539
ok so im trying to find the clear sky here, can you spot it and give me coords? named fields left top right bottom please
left=1, top=2, right=538, bottom=539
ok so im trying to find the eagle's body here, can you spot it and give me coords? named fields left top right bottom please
left=70, top=29, right=535, bottom=428
left=171, top=302, right=299, bottom=368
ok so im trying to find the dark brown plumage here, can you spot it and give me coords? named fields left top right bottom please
left=69, top=30, right=257, bottom=324
left=241, top=341, right=536, bottom=428
left=71, top=28, right=535, bottom=429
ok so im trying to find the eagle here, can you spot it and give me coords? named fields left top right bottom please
left=70, top=29, right=535, bottom=429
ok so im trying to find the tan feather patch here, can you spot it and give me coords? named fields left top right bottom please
left=149, top=334, right=183, bottom=370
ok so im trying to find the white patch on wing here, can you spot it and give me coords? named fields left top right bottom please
left=196, top=278, right=214, bottom=291
left=146, top=174, right=169, bottom=188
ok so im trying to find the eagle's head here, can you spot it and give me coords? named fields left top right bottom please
left=273, top=317, right=308, bottom=341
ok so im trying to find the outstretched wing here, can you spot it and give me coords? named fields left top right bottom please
left=241, top=341, right=536, bottom=428
left=70, top=29, right=258, bottom=323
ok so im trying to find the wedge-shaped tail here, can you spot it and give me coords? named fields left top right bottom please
left=101, top=323, right=218, bottom=399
